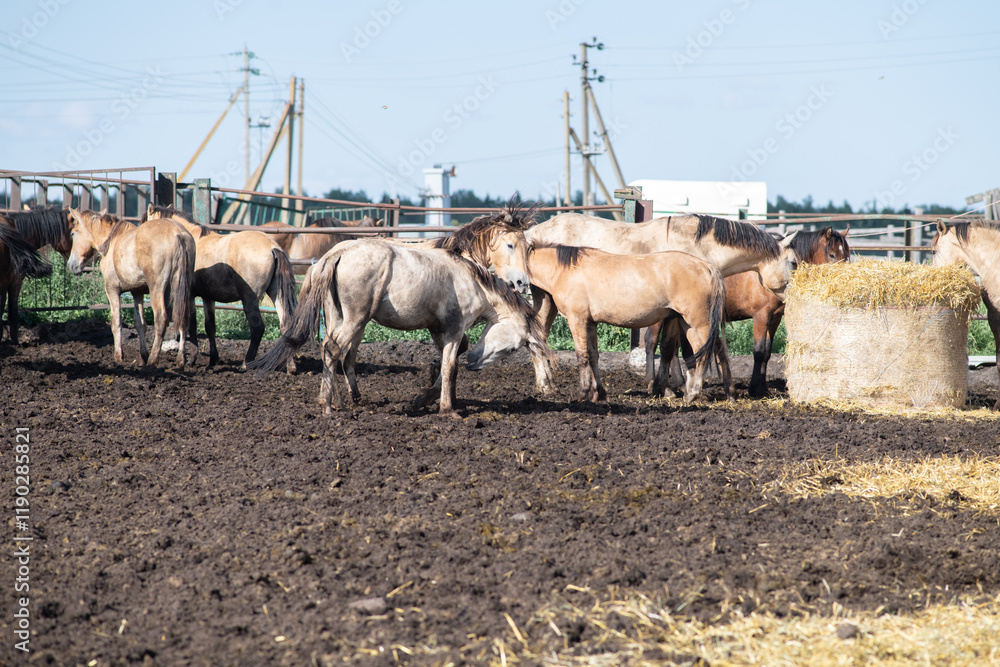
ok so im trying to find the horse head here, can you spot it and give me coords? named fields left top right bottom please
left=758, top=231, right=800, bottom=298
left=65, top=208, right=100, bottom=275
left=932, top=219, right=969, bottom=269
left=488, top=228, right=530, bottom=291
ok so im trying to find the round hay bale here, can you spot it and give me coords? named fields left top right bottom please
left=784, top=260, right=981, bottom=409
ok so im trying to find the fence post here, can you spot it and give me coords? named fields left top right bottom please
left=614, top=186, right=655, bottom=350
left=9, top=175, right=21, bottom=210
left=155, top=172, right=177, bottom=208
left=193, top=178, right=212, bottom=225
left=389, top=197, right=400, bottom=238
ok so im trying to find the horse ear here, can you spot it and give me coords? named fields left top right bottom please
left=842, top=224, right=850, bottom=236
left=823, top=227, right=833, bottom=239
left=99, top=207, right=108, bottom=216
left=936, top=219, right=948, bottom=235
left=779, top=230, right=799, bottom=249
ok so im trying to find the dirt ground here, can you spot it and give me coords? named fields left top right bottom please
left=2, top=320, right=999, bottom=666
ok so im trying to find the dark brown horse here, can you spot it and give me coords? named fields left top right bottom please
left=0, top=207, right=69, bottom=343
left=648, top=227, right=851, bottom=398
left=0, top=220, right=53, bottom=344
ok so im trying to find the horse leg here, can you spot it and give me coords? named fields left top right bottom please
left=652, top=318, right=680, bottom=398
left=437, top=339, right=462, bottom=417
left=341, top=327, right=366, bottom=404
left=716, top=330, right=734, bottom=400
left=108, top=289, right=126, bottom=364
left=643, top=321, right=662, bottom=390
left=319, top=338, right=343, bottom=414
left=530, top=285, right=558, bottom=394
left=7, top=278, right=21, bottom=344
left=412, top=332, right=446, bottom=411
left=132, top=290, right=150, bottom=365
left=148, top=287, right=169, bottom=367
left=240, top=293, right=265, bottom=371
left=682, top=325, right=711, bottom=404
left=984, top=294, right=1000, bottom=410
left=569, top=316, right=600, bottom=402
left=203, top=300, right=219, bottom=368
left=748, top=312, right=770, bottom=398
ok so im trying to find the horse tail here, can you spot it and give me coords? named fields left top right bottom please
left=170, top=235, right=194, bottom=331
left=688, top=264, right=725, bottom=366
left=269, top=248, right=298, bottom=333
left=249, top=249, right=342, bottom=375
left=0, top=224, right=52, bottom=279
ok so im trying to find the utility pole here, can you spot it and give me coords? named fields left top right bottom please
left=576, top=38, right=604, bottom=207
left=233, top=46, right=260, bottom=185
left=588, top=87, right=626, bottom=190
left=282, top=76, right=296, bottom=224
left=296, top=79, right=305, bottom=225
left=563, top=90, right=571, bottom=210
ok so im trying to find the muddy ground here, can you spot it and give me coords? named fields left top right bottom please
left=1, top=320, right=999, bottom=666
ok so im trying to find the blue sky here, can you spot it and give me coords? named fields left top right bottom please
left=3, top=0, right=998, bottom=211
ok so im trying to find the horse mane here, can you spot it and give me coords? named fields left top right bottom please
left=951, top=219, right=1000, bottom=245
left=555, top=244, right=588, bottom=268
left=431, top=195, right=540, bottom=258
left=693, top=214, right=779, bottom=257
left=308, top=217, right=348, bottom=228
left=143, top=204, right=208, bottom=237
left=93, top=211, right=136, bottom=255
left=460, top=256, right=546, bottom=347
left=3, top=206, right=68, bottom=249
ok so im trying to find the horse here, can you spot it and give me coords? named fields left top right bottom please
left=248, top=239, right=549, bottom=417
left=527, top=245, right=727, bottom=404
left=650, top=226, right=851, bottom=398
left=0, top=222, right=53, bottom=345
left=933, top=218, right=1000, bottom=409
left=0, top=206, right=67, bottom=343
left=144, top=204, right=298, bottom=370
left=66, top=208, right=196, bottom=367
left=260, top=216, right=384, bottom=274
left=524, top=212, right=799, bottom=393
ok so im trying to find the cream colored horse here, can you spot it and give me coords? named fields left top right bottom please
left=524, top=212, right=799, bottom=393
left=933, top=219, right=1000, bottom=408
left=260, top=216, right=384, bottom=274
left=144, top=205, right=298, bottom=370
left=249, top=239, right=549, bottom=417
left=66, top=209, right=196, bottom=366
left=528, top=245, right=727, bottom=404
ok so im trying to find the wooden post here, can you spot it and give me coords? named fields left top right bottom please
left=155, top=172, right=177, bottom=208
left=281, top=76, right=296, bottom=224
left=615, top=186, right=655, bottom=350
left=9, top=176, right=21, bottom=210
left=193, top=179, right=212, bottom=225
left=563, top=90, right=571, bottom=211
left=295, top=79, right=305, bottom=226
left=389, top=197, right=400, bottom=238
left=580, top=42, right=590, bottom=208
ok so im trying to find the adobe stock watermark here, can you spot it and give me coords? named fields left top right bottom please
left=52, top=66, right=167, bottom=171
left=392, top=75, right=500, bottom=184
left=721, top=84, right=833, bottom=193
left=673, top=0, right=752, bottom=72
left=6, top=0, right=72, bottom=51
left=340, top=0, right=403, bottom=63
left=545, top=0, right=587, bottom=31
left=213, top=0, right=243, bottom=20
left=872, top=127, right=959, bottom=210
left=877, top=0, right=930, bottom=39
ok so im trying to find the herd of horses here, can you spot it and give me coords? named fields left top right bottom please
left=1, top=200, right=997, bottom=413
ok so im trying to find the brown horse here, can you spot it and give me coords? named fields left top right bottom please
left=260, top=216, right=384, bottom=274
left=0, top=207, right=67, bottom=343
left=249, top=239, right=549, bottom=417
left=524, top=213, right=798, bottom=393
left=0, top=221, right=53, bottom=344
left=144, top=204, right=298, bottom=370
left=527, top=245, right=726, bottom=404
left=933, top=219, right=1000, bottom=408
left=649, top=226, right=851, bottom=398
left=67, top=209, right=196, bottom=366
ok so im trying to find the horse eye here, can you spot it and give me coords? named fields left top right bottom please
left=507, top=242, right=514, bottom=250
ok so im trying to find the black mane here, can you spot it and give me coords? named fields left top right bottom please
left=2, top=206, right=68, bottom=249
left=693, top=214, right=779, bottom=257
